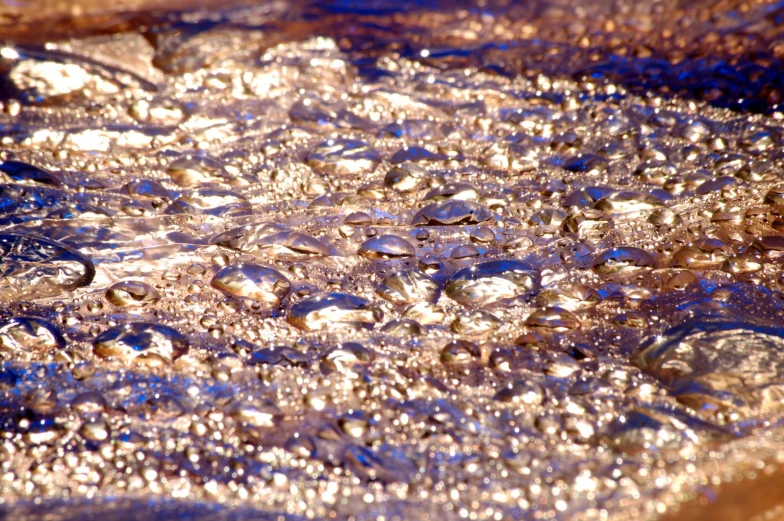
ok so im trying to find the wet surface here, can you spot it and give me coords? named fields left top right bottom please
left=1, top=0, right=784, bottom=520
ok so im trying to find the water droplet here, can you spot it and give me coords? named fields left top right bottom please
left=376, top=269, right=439, bottom=304
left=380, top=319, right=422, bottom=336
left=525, top=307, right=581, bottom=331
left=671, top=240, right=729, bottom=269
left=0, top=233, right=95, bottom=300
left=592, top=247, right=657, bottom=275
left=494, top=380, right=545, bottom=405
left=106, top=281, right=160, bottom=307
left=412, top=200, right=493, bottom=226
left=165, top=189, right=251, bottom=216
left=166, top=155, right=228, bottom=187
left=357, top=235, right=414, bottom=258
left=0, top=316, right=64, bottom=360
left=450, top=244, right=480, bottom=260
left=481, top=142, right=539, bottom=172
left=288, top=293, right=382, bottom=331
left=93, top=322, right=189, bottom=365
left=71, top=391, right=108, bottom=415
left=424, top=182, right=479, bottom=201
left=343, top=211, right=372, bottom=226
left=25, top=387, right=58, bottom=413
left=536, top=283, right=600, bottom=310
left=321, top=342, right=373, bottom=375
left=122, top=179, right=171, bottom=204
left=563, top=186, right=616, bottom=208
left=232, top=400, right=282, bottom=428
left=402, top=301, right=445, bottom=325
left=544, top=353, right=581, bottom=378
left=211, top=263, right=290, bottom=306
left=213, top=225, right=330, bottom=258
left=445, top=260, right=540, bottom=306
left=451, top=309, right=501, bottom=335
left=339, top=410, right=370, bottom=438
left=594, top=191, right=664, bottom=215
left=470, top=227, right=496, bottom=244
left=306, top=139, right=380, bottom=175
left=384, top=162, right=425, bottom=192
left=79, top=417, right=111, bottom=442
left=563, top=154, right=608, bottom=176
left=440, top=340, right=480, bottom=364
left=636, top=318, right=784, bottom=419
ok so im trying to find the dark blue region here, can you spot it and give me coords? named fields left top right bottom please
left=569, top=54, right=784, bottom=115
left=25, top=0, right=777, bottom=115
left=124, top=0, right=784, bottom=115
left=347, top=36, right=784, bottom=115
left=292, top=1, right=784, bottom=115
left=0, top=498, right=304, bottom=521
left=310, top=0, right=470, bottom=15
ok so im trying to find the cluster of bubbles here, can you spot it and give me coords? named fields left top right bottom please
left=1, top=1, right=784, bottom=520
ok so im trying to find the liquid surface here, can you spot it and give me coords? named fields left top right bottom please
left=1, top=1, right=784, bottom=520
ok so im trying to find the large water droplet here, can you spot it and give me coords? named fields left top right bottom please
left=0, top=233, right=95, bottom=300
left=306, top=139, right=381, bottom=175
left=105, top=281, right=160, bottom=307
left=376, top=269, right=439, bottom=304
left=211, top=263, right=291, bottom=306
left=424, top=182, right=479, bottom=202
left=165, top=189, right=251, bottom=216
left=357, top=235, right=414, bottom=259
left=445, top=260, right=540, bottom=306
left=635, top=318, right=784, bottom=419
left=166, top=155, right=228, bottom=187
left=451, top=309, right=501, bottom=335
left=592, top=247, right=657, bottom=275
left=384, top=162, right=425, bottom=192
left=288, top=293, right=382, bottom=331
left=593, top=191, right=664, bottom=215
left=412, top=200, right=493, bottom=226
left=671, top=240, right=729, bottom=269
left=213, top=224, right=330, bottom=258
left=525, top=307, right=581, bottom=331
left=93, top=322, right=189, bottom=365
left=0, top=316, right=65, bottom=361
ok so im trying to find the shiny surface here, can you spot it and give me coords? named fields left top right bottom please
left=1, top=1, right=784, bottom=520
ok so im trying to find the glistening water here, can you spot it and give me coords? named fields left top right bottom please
left=1, top=1, right=784, bottom=520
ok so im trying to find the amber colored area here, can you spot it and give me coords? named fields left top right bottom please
left=661, top=465, right=784, bottom=521
left=0, top=0, right=259, bottom=42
